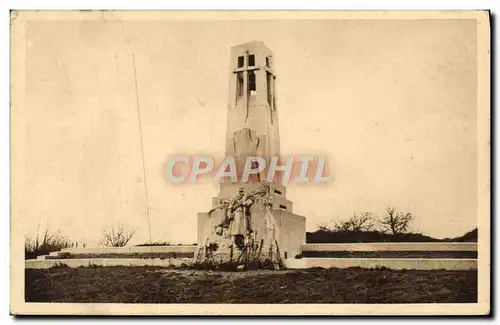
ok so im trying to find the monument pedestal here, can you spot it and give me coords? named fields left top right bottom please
left=196, top=184, right=305, bottom=267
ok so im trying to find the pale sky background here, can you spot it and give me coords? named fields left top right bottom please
left=14, top=18, right=478, bottom=245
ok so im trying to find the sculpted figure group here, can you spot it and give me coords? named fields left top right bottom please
left=210, top=184, right=272, bottom=239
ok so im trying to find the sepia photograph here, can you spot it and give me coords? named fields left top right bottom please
left=10, top=10, right=490, bottom=315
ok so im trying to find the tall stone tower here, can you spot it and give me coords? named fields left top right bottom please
left=196, top=41, right=305, bottom=267
left=218, top=41, right=289, bottom=198
left=219, top=41, right=281, bottom=197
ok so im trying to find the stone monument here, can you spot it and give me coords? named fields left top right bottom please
left=196, top=41, right=306, bottom=268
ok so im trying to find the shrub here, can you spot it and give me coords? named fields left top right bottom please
left=100, top=225, right=137, bottom=247
left=136, top=241, right=170, bottom=247
left=136, top=242, right=197, bottom=247
left=25, top=229, right=77, bottom=260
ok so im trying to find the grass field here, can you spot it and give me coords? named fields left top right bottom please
left=25, top=266, right=477, bottom=303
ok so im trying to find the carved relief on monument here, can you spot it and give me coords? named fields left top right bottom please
left=228, top=128, right=265, bottom=182
left=229, top=128, right=260, bottom=158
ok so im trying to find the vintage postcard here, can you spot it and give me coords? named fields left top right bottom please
left=10, top=10, right=490, bottom=315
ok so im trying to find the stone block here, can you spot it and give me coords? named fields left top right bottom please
left=49, top=251, right=71, bottom=258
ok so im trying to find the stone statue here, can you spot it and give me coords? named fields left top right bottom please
left=227, top=190, right=254, bottom=236
left=213, top=187, right=255, bottom=237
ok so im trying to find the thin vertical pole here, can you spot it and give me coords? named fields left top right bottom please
left=133, top=53, right=153, bottom=244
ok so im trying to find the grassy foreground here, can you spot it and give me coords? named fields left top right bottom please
left=25, top=266, right=477, bottom=303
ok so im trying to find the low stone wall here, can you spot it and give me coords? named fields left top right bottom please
left=25, top=242, right=477, bottom=271
left=26, top=256, right=477, bottom=271
left=61, top=245, right=197, bottom=254
left=302, top=242, right=477, bottom=252
left=25, top=258, right=193, bottom=269
left=284, top=258, right=477, bottom=270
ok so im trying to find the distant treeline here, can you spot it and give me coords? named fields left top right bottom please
left=306, top=228, right=478, bottom=243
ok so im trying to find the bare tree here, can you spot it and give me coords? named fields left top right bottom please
left=334, top=218, right=353, bottom=232
left=379, top=206, right=414, bottom=235
left=334, top=212, right=375, bottom=232
left=317, top=221, right=333, bottom=232
left=101, top=225, right=137, bottom=247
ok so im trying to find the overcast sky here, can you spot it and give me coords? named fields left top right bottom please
left=14, top=17, right=478, bottom=245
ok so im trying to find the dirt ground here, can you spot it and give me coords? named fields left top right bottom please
left=25, top=266, right=477, bottom=303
